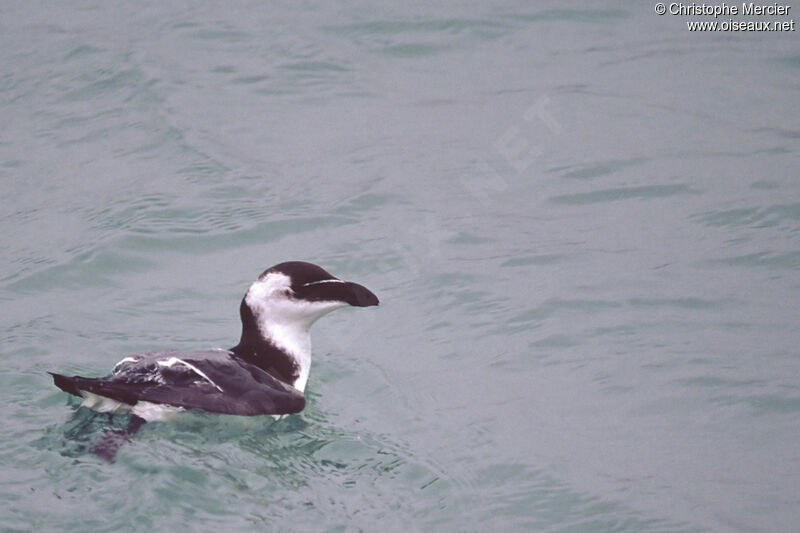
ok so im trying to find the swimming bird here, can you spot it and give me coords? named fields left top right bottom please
left=50, top=261, right=379, bottom=460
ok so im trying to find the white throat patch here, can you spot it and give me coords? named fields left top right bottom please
left=244, top=272, right=348, bottom=392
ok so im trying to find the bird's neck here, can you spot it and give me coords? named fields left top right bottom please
left=234, top=300, right=311, bottom=391
left=230, top=335, right=310, bottom=392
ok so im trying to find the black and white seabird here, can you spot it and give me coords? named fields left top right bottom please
left=50, top=261, right=378, bottom=458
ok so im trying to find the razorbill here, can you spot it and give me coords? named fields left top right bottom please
left=50, top=261, right=378, bottom=459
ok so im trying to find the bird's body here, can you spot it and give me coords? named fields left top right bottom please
left=52, top=348, right=306, bottom=420
left=50, top=261, right=378, bottom=459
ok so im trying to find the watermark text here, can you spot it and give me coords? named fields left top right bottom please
left=654, top=3, right=795, bottom=31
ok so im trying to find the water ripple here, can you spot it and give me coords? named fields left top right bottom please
left=550, top=184, right=694, bottom=205
left=693, top=202, right=800, bottom=229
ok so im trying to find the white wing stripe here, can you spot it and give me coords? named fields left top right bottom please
left=157, top=357, right=224, bottom=392
left=113, top=356, right=139, bottom=373
left=302, top=279, right=344, bottom=287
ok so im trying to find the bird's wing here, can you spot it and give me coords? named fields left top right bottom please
left=51, top=350, right=305, bottom=416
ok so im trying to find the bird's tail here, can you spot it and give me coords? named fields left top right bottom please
left=51, top=371, right=147, bottom=462
left=49, top=372, right=86, bottom=397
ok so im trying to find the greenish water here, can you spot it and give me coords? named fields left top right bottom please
left=1, top=2, right=799, bottom=532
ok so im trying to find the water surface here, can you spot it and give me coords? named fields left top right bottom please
left=1, top=2, right=798, bottom=532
